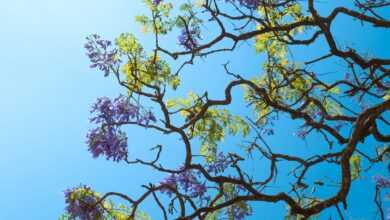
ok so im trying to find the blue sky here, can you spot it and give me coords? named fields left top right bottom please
left=0, top=1, right=151, bottom=219
left=0, top=1, right=389, bottom=219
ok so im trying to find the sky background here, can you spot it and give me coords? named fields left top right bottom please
left=0, top=1, right=389, bottom=219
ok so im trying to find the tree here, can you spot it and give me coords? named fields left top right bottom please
left=61, top=0, right=390, bottom=219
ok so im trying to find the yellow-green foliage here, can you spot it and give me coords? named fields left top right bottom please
left=117, top=33, right=143, bottom=55
left=384, top=90, right=390, bottom=101
left=204, top=196, right=225, bottom=220
left=243, top=64, right=342, bottom=124
left=67, top=187, right=101, bottom=206
left=116, top=33, right=180, bottom=94
left=248, top=2, right=343, bottom=125
left=167, top=92, right=250, bottom=162
left=135, top=0, right=174, bottom=34
left=106, top=204, right=151, bottom=220
left=350, top=154, right=361, bottom=180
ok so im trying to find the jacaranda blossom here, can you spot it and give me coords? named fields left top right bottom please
left=85, top=34, right=119, bottom=76
left=373, top=175, right=390, bottom=188
left=87, top=96, right=157, bottom=162
left=86, top=127, right=128, bottom=162
left=178, top=28, right=199, bottom=50
left=227, top=0, right=260, bottom=9
left=160, top=167, right=207, bottom=198
left=206, top=152, right=231, bottom=174
left=64, top=185, right=103, bottom=220
left=152, top=0, right=162, bottom=5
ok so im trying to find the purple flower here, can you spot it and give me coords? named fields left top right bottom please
left=85, top=34, right=119, bottom=76
left=90, top=96, right=156, bottom=127
left=87, top=96, right=157, bottom=162
left=238, top=0, right=260, bottom=8
left=86, top=127, right=128, bottom=162
left=140, top=111, right=157, bottom=126
left=190, top=182, right=207, bottom=197
left=160, top=155, right=230, bottom=199
left=344, top=72, right=350, bottom=80
left=160, top=167, right=207, bottom=198
left=114, top=97, right=140, bottom=123
left=152, top=0, right=162, bottom=5
left=160, top=174, right=177, bottom=197
left=64, top=185, right=103, bottom=220
left=176, top=169, right=199, bottom=192
left=373, top=175, right=390, bottom=188
left=178, top=28, right=199, bottom=50
left=206, top=153, right=230, bottom=174
left=227, top=0, right=260, bottom=9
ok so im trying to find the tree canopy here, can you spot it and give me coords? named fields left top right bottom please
left=61, top=0, right=389, bottom=219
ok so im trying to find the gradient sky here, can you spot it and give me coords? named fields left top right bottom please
left=0, top=1, right=389, bottom=219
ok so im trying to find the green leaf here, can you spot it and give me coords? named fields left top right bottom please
left=169, top=75, right=181, bottom=90
left=350, top=154, right=361, bottom=180
left=200, top=143, right=217, bottom=162
left=384, top=90, right=390, bottom=101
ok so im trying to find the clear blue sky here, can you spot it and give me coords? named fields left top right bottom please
left=0, top=1, right=388, bottom=219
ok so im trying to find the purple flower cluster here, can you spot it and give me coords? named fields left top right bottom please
left=85, top=34, right=119, bottom=76
left=227, top=0, right=260, bottom=9
left=238, top=0, right=260, bottom=8
left=224, top=186, right=251, bottom=220
left=160, top=168, right=207, bottom=198
left=159, top=174, right=177, bottom=197
left=160, top=154, right=230, bottom=198
left=64, top=185, right=103, bottom=220
left=178, top=28, right=199, bottom=50
left=90, top=96, right=141, bottom=125
left=206, top=153, right=231, bottom=174
left=87, top=127, right=128, bottom=162
left=152, top=0, right=162, bottom=5
left=159, top=162, right=251, bottom=218
left=373, top=175, right=390, bottom=188
left=87, top=96, right=157, bottom=162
